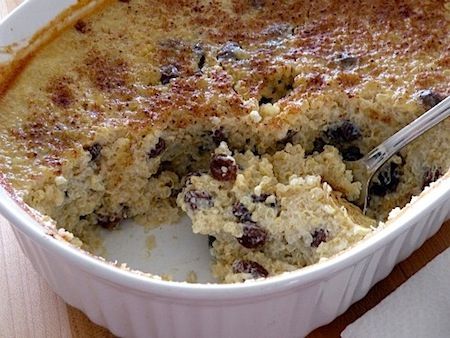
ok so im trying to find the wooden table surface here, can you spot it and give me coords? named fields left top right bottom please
left=1, top=1, right=450, bottom=337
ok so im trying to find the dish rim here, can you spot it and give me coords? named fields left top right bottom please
left=1, top=0, right=449, bottom=299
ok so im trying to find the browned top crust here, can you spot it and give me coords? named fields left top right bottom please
left=0, top=0, right=449, bottom=188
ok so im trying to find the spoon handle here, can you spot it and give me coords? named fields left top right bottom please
left=363, top=96, right=450, bottom=176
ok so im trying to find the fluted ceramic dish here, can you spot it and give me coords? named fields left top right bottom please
left=1, top=1, right=449, bottom=337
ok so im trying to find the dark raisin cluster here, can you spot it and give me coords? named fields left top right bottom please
left=74, top=20, right=88, bottom=34
left=313, top=120, right=364, bottom=161
left=148, top=138, right=166, bottom=158
left=210, top=154, right=238, bottom=182
left=251, top=194, right=278, bottom=209
left=208, top=235, right=216, bottom=248
left=370, top=161, right=402, bottom=196
left=211, top=127, right=227, bottom=146
left=259, top=96, right=272, bottom=105
left=232, top=259, right=269, bottom=278
left=311, top=228, right=328, bottom=248
left=184, top=190, right=214, bottom=210
left=237, top=222, right=268, bottom=249
left=193, top=43, right=206, bottom=70
left=232, top=202, right=253, bottom=222
left=84, top=143, right=102, bottom=162
left=324, top=120, right=361, bottom=144
left=341, top=145, right=363, bottom=161
left=198, top=128, right=228, bottom=155
left=232, top=202, right=267, bottom=249
left=160, top=65, right=180, bottom=85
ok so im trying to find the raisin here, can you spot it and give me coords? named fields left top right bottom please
left=193, top=43, right=206, bottom=70
left=417, top=90, right=445, bottom=110
left=148, top=138, right=166, bottom=158
left=184, top=191, right=213, bottom=210
left=370, top=162, right=402, bottom=196
left=154, top=160, right=172, bottom=177
left=74, top=20, right=88, bottom=33
left=232, top=259, right=269, bottom=278
left=217, top=41, right=241, bottom=61
left=97, top=215, right=122, bottom=230
left=84, top=143, right=102, bottom=161
left=160, top=65, right=180, bottom=84
left=251, top=194, right=277, bottom=208
left=311, top=137, right=326, bottom=154
left=212, top=127, right=227, bottom=145
left=422, top=167, right=442, bottom=189
left=198, top=54, right=206, bottom=70
left=210, top=154, right=238, bottom=182
left=311, top=229, right=328, bottom=248
left=118, top=0, right=130, bottom=2
left=237, top=222, right=267, bottom=249
left=341, top=145, right=363, bottom=161
left=259, top=96, right=272, bottom=105
left=232, top=202, right=253, bottom=222
left=336, top=52, right=358, bottom=69
left=325, top=120, right=361, bottom=144
left=251, top=194, right=269, bottom=203
left=208, top=235, right=216, bottom=248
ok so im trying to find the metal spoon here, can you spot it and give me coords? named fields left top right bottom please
left=357, top=95, right=450, bottom=214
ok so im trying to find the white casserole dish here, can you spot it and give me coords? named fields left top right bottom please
left=1, top=1, right=449, bottom=337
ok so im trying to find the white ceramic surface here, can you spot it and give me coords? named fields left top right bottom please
left=99, top=217, right=216, bottom=283
left=1, top=1, right=449, bottom=337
